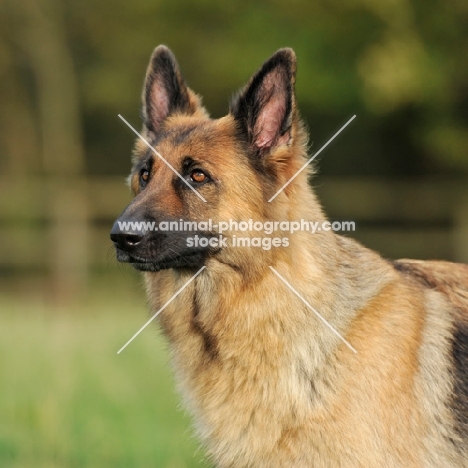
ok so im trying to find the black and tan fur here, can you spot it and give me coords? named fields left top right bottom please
left=111, top=46, right=468, bottom=467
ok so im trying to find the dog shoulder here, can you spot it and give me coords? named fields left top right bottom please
left=392, top=259, right=468, bottom=314
left=393, top=259, right=468, bottom=445
left=391, top=258, right=468, bottom=343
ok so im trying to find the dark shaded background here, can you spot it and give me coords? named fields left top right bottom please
left=1, top=0, right=467, bottom=301
left=3, top=1, right=468, bottom=177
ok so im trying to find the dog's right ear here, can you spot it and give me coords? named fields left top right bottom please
left=142, top=45, right=200, bottom=134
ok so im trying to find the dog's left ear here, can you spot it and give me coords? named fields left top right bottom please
left=230, top=48, right=296, bottom=156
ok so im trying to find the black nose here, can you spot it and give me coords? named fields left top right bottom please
left=110, top=220, right=145, bottom=251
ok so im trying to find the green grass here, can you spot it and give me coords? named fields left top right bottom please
left=0, top=291, right=210, bottom=468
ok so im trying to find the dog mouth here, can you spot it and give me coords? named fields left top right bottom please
left=110, top=217, right=220, bottom=272
left=115, top=248, right=209, bottom=272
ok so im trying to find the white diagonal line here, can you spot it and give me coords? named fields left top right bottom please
left=268, top=115, right=356, bottom=202
left=269, top=266, right=357, bottom=353
left=117, top=266, right=206, bottom=354
left=118, top=114, right=207, bottom=203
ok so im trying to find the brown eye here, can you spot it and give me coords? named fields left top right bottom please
left=140, top=169, right=149, bottom=186
left=190, top=170, right=207, bottom=183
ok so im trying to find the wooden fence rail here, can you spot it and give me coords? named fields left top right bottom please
left=1, top=176, right=467, bottom=299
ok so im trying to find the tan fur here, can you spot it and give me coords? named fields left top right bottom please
left=144, top=231, right=467, bottom=466
left=118, top=47, right=468, bottom=467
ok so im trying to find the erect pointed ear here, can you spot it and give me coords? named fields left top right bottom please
left=142, top=45, right=200, bottom=134
left=230, top=48, right=296, bottom=156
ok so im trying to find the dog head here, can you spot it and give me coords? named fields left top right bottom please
left=111, top=45, right=311, bottom=272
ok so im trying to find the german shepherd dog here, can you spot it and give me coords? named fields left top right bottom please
left=111, top=46, right=468, bottom=467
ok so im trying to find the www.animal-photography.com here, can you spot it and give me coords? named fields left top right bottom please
left=1, top=2, right=467, bottom=467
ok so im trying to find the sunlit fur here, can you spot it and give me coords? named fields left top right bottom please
left=122, top=46, right=468, bottom=467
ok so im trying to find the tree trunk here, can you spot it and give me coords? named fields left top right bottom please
left=16, top=0, right=88, bottom=304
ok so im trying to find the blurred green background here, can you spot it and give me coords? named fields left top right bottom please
left=0, top=0, right=467, bottom=467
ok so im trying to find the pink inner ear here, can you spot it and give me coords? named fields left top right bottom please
left=255, top=93, right=286, bottom=149
left=253, top=73, right=289, bottom=151
left=149, top=76, right=170, bottom=129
